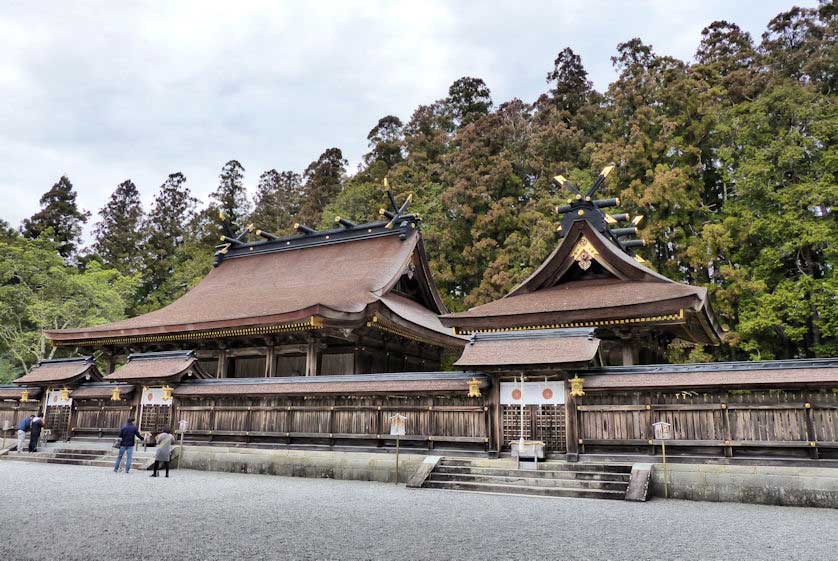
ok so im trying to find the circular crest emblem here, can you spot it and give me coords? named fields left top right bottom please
left=542, top=388, right=554, bottom=400
left=511, top=389, right=522, bottom=400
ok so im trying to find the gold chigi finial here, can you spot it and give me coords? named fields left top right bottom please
left=383, top=177, right=389, bottom=190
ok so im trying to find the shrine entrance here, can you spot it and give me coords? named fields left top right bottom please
left=500, top=380, right=567, bottom=454
left=138, top=387, right=173, bottom=438
left=44, top=389, right=72, bottom=441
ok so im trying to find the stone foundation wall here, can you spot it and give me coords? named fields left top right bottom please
left=178, top=446, right=424, bottom=484
left=651, top=463, right=838, bottom=508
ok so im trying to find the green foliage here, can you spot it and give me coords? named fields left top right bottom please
left=20, top=176, right=90, bottom=259
left=0, top=236, right=138, bottom=373
left=92, top=179, right=144, bottom=275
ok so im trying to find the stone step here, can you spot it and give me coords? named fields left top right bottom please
left=2, top=454, right=147, bottom=469
left=434, top=465, right=630, bottom=482
left=422, top=479, right=626, bottom=500
left=427, top=472, right=628, bottom=491
left=440, top=459, right=632, bottom=473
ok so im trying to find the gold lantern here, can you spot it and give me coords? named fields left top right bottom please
left=467, top=378, right=481, bottom=398
left=20, top=389, right=29, bottom=402
left=569, top=375, right=585, bottom=397
left=60, top=387, right=70, bottom=401
left=110, top=387, right=121, bottom=402
left=161, top=385, right=173, bottom=401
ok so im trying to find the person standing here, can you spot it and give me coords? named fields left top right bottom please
left=17, top=415, right=33, bottom=452
left=28, top=415, right=43, bottom=453
left=151, top=427, right=175, bottom=478
left=113, top=419, right=143, bottom=474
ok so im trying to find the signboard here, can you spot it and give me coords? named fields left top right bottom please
left=501, top=382, right=565, bottom=405
left=142, top=387, right=173, bottom=406
left=653, top=422, right=673, bottom=440
left=45, top=389, right=72, bottom=407
left=389, top=414, right=407, bottom=436
left=177, top=419, right=189, bottom=433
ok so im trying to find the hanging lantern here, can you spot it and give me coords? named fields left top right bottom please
left=569, top=375, right=585, bottom=397
left=60, top=387, right=70, bottom=402
left=467, top=378, right=481, bottom=398
left=20, top=389, right=29, bottom=402
left=161, top=385, right=174, bottom=401
left=110, top=387, right=121, bottom=402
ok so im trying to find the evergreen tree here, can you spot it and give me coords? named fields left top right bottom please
left=92, top=179, right=144, bottom=274
left=446, top=77, right=493, bottom=127
left=363, top=115, right=405, bottom=172
left=297, top=148, right=347, bottom=226
left=138, top=173, right=196, bottom=310
left=250, top=169, right=302, bottom=235
left=20, top=176, right=90, bottom=258
left=209, top=160, right=251, bottom=239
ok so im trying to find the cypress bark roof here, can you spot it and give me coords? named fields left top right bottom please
left=455, top=329, right=601, bottom=369
left=13, top=357, right=101, bottom=386
left=45, top=222, right=464, bottom=348
left=104, top=351, right=212, bottom=383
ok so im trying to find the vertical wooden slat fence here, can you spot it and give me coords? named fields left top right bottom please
left=576, top=389, right=838, bottom=459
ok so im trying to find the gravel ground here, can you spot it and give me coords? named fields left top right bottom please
left=2, top=461, right=838, bottom=561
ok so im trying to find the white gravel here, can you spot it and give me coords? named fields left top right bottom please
left=2, top=461, right=838, bottom=561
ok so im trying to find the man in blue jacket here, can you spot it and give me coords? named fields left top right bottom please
left=114, top=419, right=144, bottom=474
left=17, top=415, right=34, bottom=452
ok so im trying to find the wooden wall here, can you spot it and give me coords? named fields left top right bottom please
left=71, top=399, right=134, bottom=438
left=575, top=389, right=838, bottom=459
left=174, top=394, right=490, bottom=452
left=0, top=401, right=39, bottom=432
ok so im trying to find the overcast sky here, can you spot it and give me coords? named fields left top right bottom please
left=0, top=1, right=814, bottom=235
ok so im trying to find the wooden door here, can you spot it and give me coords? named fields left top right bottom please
left=140, top=404, right=172, bottom=438
left=501, top=404, right=566, bottom=454
left=44, top=405, right=71, bottom=441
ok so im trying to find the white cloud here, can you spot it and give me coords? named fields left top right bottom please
left=0, top=0, right=814, bottom=234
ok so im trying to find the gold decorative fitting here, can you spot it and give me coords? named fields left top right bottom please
left=20, top=390, right=29, bottom=402
left=577, top=209, right=584, bottom=216
left=810, top=441, right=817, bottom=447
left=110, top=387, right=121, bottom=401
left=554, top=175, right=567, bottom=186
left=575, top=194, right=582, bottom=200
left=467, top=378, right=481, bottom=398
left=60, top=387, right=70, bottom=401
left=571, top=236, right=599, bottom=271
left=632, top=215, right=644, bottom=226
left=569, top=375, right=585, bottom=397
left=161, top=385, right=173, bottom=401
left=805, top=403, right=812, bottom=409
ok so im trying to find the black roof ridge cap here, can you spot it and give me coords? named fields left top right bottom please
left=471, top=328, right=596, bottom=343
left=577, top=358, right=838, bottom=375
left=177, top=371, right=486, bottom=386
left=37, top=356, right=94, bottom=366
left=127, top=350, right=196, bottom=362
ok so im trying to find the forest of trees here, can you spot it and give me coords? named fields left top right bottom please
left=1, top=3, right=835, bottom=381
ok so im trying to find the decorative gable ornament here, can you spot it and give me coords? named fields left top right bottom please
left=110, top=387, right=121, bottom=401
left=571, top=237, right=599, bottom=271
left=467, top=378, right=482, bottom=398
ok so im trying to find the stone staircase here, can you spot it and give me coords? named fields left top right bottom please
left=2, top=445, right=155, bottom=471
left=418, top=458, right=633, bottom=500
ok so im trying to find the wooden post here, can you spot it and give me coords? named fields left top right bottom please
left=621, top=342, right=637, bottom=366
left=106, top=350, right=117, bottom=375
left=489, top=375, right=501, bottom=457
left=265, top=341, right=276, bottom=378
left=564, top=377, right=579, bottom=462
left=804, top=401, right=819, bottom=460
left=721, top=393, right=733, bottom=458
left=216, top=349, right=228, bottom=379
left=305, top=336, right=320, bottom=377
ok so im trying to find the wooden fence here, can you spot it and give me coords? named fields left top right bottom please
left=71, top=399, right=134, bottom=438
left=576, top=389, right=838, bottom=459
left=0, top=402, right=39, bottom=434
left=174, top=394, right=490, bottom=451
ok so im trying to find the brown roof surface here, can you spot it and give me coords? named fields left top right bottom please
left=174, top=372, right=488, bottom=397
left=455, top=333, right=600, bottom=368
left=71, top=384, right=135, bottom=399
left=13, top=359, right=99, bottom=385
left=105, top=357, right=201, bottom=382
left=583, top=367, right=838, bottom=390
left=46, top=230, right=459, bottom=347
left=378, top=294, right=464, bottom=344
left=446, top=279, right=703, bottom=320
left=0, top=386, right=42, bottom=399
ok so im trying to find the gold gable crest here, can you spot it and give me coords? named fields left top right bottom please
left=571, top=236, right=599, bottom=271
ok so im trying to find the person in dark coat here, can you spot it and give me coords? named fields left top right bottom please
left=113, top=419, right=143, bottom=474
left=28, top=415, right=43, bottom=452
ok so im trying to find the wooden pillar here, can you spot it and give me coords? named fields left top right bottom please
left=489, top=375, right=501, bottom=457
left=621, top=342, right=638, bottom=366
left=564, top=376, right=579, bottom=462
left=265, top=340, right=276, bottom=378
left=305, top=336, right=320, bottom=377
left=106, top=349, right=117, bottom=375
left=216, top=349, right=228, bottom=379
